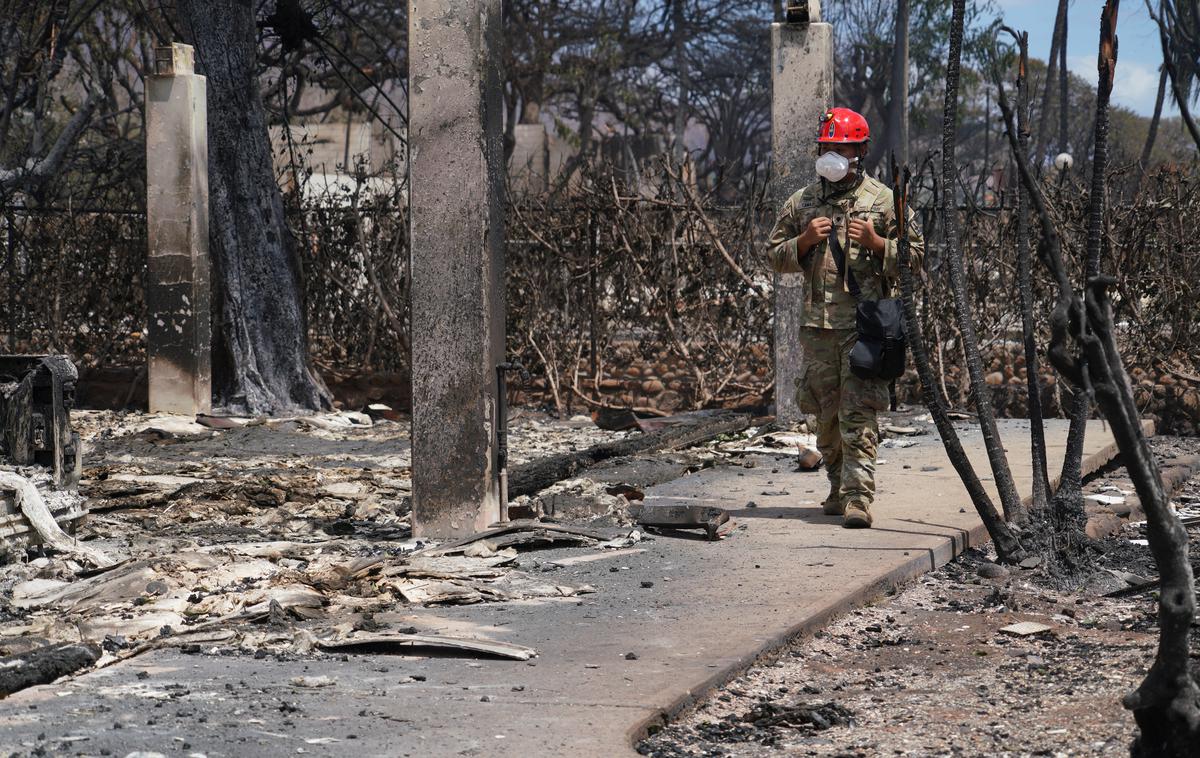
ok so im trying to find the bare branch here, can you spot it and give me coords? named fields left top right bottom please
left=0, top=93, right=98, bottom=192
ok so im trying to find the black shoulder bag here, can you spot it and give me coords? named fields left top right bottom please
left=828, top=223, right=908, bottom=381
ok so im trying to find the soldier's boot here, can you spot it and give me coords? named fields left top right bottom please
left=842, top=499, right=873, bottom=529
left=822, top=483, right=844, bottom=516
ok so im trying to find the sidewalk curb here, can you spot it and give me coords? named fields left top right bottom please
left=625, top=419, right=1153, bottom=750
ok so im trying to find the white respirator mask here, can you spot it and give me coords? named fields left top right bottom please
left=815, top=151, right=851, bottom=182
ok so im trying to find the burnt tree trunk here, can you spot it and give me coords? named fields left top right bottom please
left=1083, top=1, right=1113, bottom=295
left=1053, top=0, right=1090, bottom=536
left=1033, top=0, right=1067, bottom=164
left=891, top=158, right=1026, bottom=563
left=1054, top=390, right=1089, bottom=534
left=1058, top=6, right=1069, bottom=154
left=886, top=0, right=910, bottom=169
left=0, top=642, right=101, bottom=697
left=941, top=0, right=1026, bottom=525
left=177, top=0, right=332, bottom=415
left=1001, top=27, right=1051, bottom=512
left=672, top=0, right=689, bottom=168
left=1139, top=65, right=1168, bottom=169
left=1055, top=0, right=1126, bottom=539
left=508, top=412, right=750, bottom=499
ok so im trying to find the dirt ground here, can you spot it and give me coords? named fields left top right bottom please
left=637, top=436, right=1200, bottom=758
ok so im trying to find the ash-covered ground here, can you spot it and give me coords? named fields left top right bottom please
left=638, top=436, right=1200, bottom=758
left=0, top=410, right=649, bottom=665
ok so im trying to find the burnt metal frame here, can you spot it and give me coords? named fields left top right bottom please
left=0, top=355, right=82, bottom=489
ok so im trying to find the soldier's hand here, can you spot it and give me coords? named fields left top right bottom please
left=848, top=218, right=885, bottom=256
left=797, top=216, right=833, bottom=252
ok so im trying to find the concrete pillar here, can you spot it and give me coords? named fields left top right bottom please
left=409, top=0, right=505, bottom=538
left=145, top=43, right=211, bottom=416
left=770, top=3, right=833, bottom=426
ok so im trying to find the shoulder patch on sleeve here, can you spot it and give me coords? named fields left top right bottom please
left=789, top=187, right=813, bottom=207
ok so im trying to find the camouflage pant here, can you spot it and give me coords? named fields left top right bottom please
left=795, top=327, right=890, bottom=507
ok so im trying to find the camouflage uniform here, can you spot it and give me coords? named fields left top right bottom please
left=767, top=175, right=925, bottom=520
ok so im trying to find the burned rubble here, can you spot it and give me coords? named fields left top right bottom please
left=637, top=436, right=1200, bottom=758
left=0, top=405, right=797, bottom=695
left=0, top=0, right=1196, bottom=754
left=1, top=356, right=94, bottom=567
left=7, top=382, right=1177, bottom=756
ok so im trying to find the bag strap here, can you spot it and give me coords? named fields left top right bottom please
left=855, top=182, right=901, bottom=296
left=828, top=221, right=863, bottom=303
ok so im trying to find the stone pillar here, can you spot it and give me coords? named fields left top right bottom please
left=409, top=0, right=505, bottom=538
left=770, top=3, right=833, bottom=426
left=145, top=43, right=211, bottom=416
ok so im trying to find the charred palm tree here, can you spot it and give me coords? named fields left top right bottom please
left=1055, top=0, right=1092, bottom=530
left=994, top=39, right=1092, bottom=565
left=1052, top=0, right=1130, bottom=544
left=940, top=0, right=1027, bottom=526
left=891, top=157, right=1026, bottom=563
left=996, top=26, right=1051, bottom=514
left=1032, top=0, right=1068, bottom=165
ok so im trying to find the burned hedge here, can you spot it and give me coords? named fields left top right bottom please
left=1, top=160, right=1197, bottom=432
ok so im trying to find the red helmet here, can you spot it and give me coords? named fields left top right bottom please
left=816, top=107, right=870, bottom=144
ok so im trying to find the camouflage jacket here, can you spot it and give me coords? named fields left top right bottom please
left=767, top=175, right=925, bottom=330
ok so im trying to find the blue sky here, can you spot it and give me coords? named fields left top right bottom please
left=988, top=0, right=1178, bottom=117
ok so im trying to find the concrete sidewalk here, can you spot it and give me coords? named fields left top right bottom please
left=0, top=419, right=1124, bottom=757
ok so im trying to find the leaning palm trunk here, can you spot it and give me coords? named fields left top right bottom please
left=1032, top=0, right=1068, bottom=164
left=998, top=26, right=1051, bottom=513
left=940, top=0, right=1026, bottom=525
left=1139, top=65, right=1169, bottom=170
left=891, top=158, right=1026, bottom=563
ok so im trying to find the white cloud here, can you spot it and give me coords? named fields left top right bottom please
left=1067, top=54, right=1178, bottom=117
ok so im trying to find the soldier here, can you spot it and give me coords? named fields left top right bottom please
left=767, top=107, right=924, bottom=528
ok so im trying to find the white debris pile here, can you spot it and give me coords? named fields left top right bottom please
left=504, top=412, right=637, bottom=466
left=1, top=468, right=95, bottom=565
left=716, top=429, right=818, bottom=457
left=0, top=535, right=595, bottom=666
left=511, top=477, right=637, bottom=522
left=0, top=409, right=639, bottom=675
